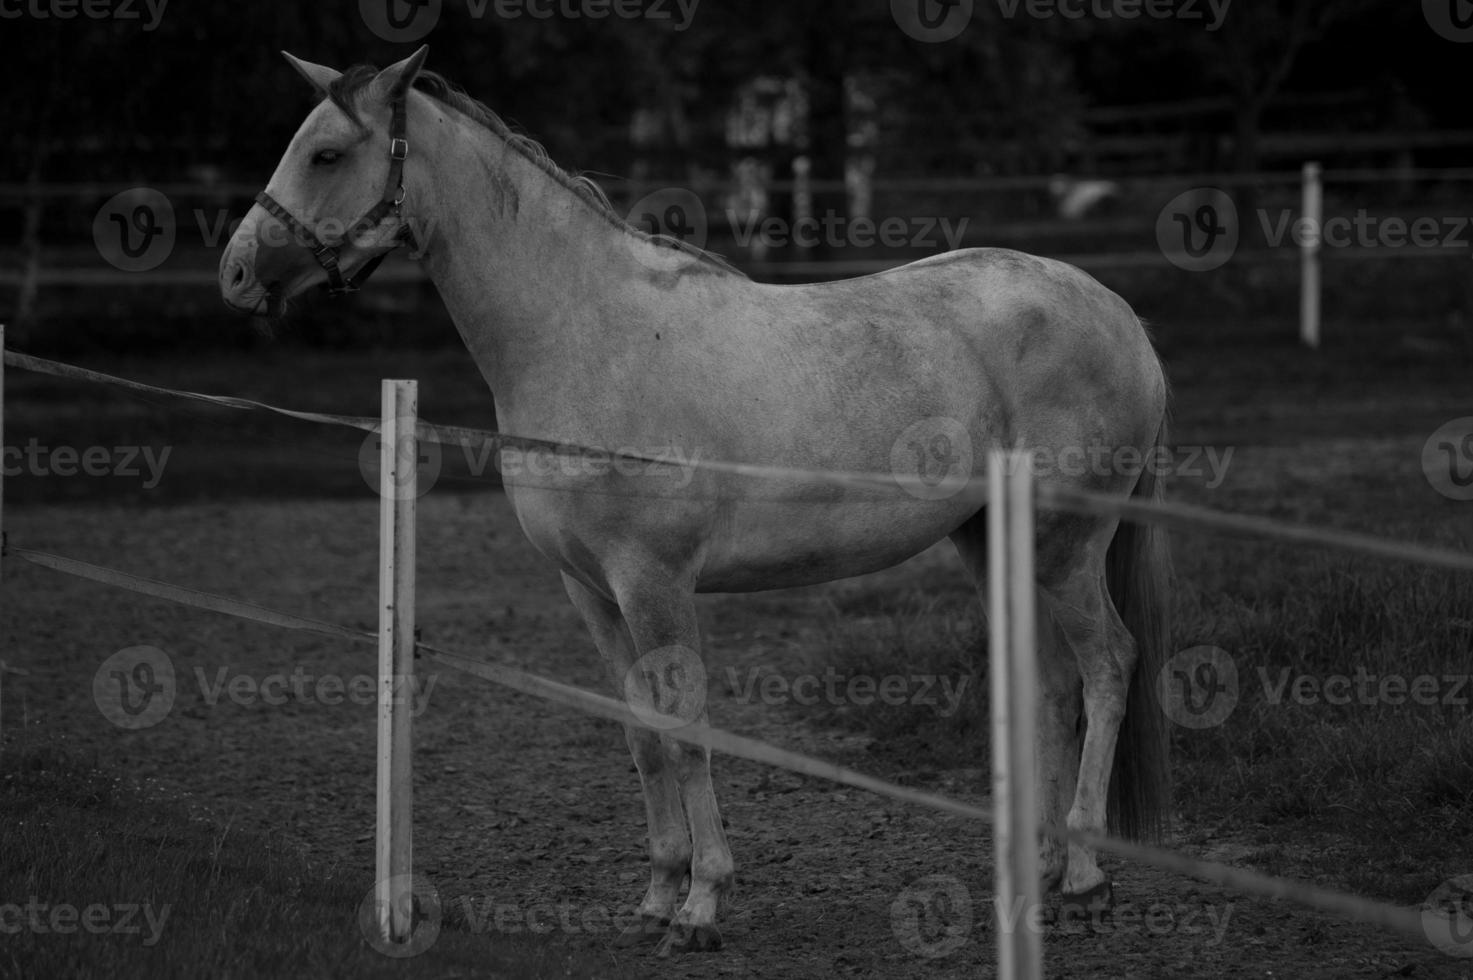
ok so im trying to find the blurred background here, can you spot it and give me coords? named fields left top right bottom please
left=2, top=0, right=1470, bottom=354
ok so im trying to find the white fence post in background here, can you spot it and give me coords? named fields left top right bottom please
left=376, top=379, right=418, bottom=944
left=987, top=449, right=1043, bottom=980
left=1300, top=161, right=1323, bottom=349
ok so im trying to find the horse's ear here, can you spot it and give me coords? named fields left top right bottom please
left=372, top=45, right=429, bottom=101
left=282, top=51, right=342, bottom=96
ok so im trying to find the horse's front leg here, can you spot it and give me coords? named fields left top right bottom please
left=613, top=580, right=733, bottom=956
left=562, top=574, right=690, bottom=946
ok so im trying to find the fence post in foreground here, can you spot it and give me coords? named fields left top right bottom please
left=1300, top=161, right=1322, bottom=349
left=987, top=449, right=1043, bottom=980
left=376, top=379, right=418, bottom=944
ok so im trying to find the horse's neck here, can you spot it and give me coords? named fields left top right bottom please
left=413, top=113, right=689, bottom=412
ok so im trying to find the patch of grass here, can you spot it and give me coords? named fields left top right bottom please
left=807, top=549, right=1473, bottom=898
left=801, top=585, right=987, bottom=771
left=1172, top=560, right=1473, bottom=827
left=0, top=742, right=633, bottom=979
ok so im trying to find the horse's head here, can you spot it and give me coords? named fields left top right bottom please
left=219, top=46, right=428, bottom=316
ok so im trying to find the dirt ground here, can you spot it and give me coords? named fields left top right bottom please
left=3, top=488, right=1469, bottom=979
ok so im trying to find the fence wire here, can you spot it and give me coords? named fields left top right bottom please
left=3, top=348, right=1465, bottom=952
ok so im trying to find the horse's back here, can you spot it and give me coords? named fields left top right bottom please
left=740, top=246, right=1164, bottom=448
left=677, top=248, right=1166, bottom=591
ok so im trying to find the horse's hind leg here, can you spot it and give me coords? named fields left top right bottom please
left=949, top=517, right=1081, bottom=895
left=562, top=574, right=690, bottom=947
left=1036, top=527, right=1136, bottom=912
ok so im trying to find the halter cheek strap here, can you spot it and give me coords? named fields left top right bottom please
left=255, top=90, right=419, bottom=296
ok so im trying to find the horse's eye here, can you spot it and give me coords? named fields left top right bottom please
left=311, top=149, right=342, bottom=167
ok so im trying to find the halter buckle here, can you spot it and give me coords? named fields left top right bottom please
left=390, top=137, right=409, bottom=161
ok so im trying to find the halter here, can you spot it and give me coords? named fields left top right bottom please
left=254, top=90, right=418, bottom=296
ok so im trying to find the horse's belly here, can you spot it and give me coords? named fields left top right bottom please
left=695, top=496, right=975, bottom=592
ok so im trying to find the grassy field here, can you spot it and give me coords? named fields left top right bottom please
left=2, top=309, right=1472, bottom=975
left=0, top=744, right=630, bottom=979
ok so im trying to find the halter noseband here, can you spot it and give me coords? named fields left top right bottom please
left=254, top=90, right=418, bottom=296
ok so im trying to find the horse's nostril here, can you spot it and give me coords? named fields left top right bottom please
left=231, top=263, right=246, bottom=288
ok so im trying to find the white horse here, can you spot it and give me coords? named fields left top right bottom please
left=220, top=47, right=1171, bottom=956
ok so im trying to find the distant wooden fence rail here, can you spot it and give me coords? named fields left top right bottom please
left=6, top=165, right=1473, bottom=348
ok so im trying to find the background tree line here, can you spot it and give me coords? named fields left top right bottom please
left=3, top=0, right=1464, bottom=189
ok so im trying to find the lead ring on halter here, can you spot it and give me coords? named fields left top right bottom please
left=254, top=89, right=418, bottom=296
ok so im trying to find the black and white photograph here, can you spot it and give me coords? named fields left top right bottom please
left=1, top=1, right=1471, bottom=977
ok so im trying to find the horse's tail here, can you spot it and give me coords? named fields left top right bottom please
left=1104, top=415, right=1173, bottom=842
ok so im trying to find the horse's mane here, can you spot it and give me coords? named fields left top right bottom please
left=327, top=65, right=744, bottom=277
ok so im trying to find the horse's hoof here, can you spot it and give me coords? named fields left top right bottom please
left=1060, top=879, right=1114, bottom=924
left=613, top=913, right=670, bottom=948
left=654, top=921, right=723, bottom=957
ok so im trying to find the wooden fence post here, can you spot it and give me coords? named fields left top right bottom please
left=987, top=449, right=1043, bottom=980
left=376, top=379, right=418, bottom=943
left=1300, top=161, right=1323, bottom=349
